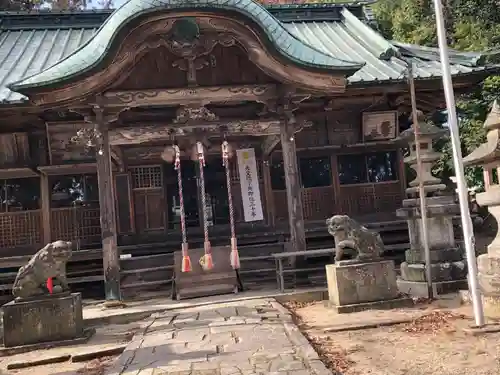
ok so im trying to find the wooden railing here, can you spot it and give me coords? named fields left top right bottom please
left=273, top=185, right=336, bottom=222
left=0, top=210, right=41, bottom=248
left=51, top=206, right=101, bottom=247
left=273, top=181, right=402, bottom=222
left=338, top=181, right=402, bottom=215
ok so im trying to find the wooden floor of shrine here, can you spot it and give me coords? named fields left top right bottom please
left=0, top=212, right=411, bottom=302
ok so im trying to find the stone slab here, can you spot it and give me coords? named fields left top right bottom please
left=326, top=297, right=414, bottom=314
left=0, top=328, right=94, bottom=357
left=326, top=260, right=399, bottom=306
left=400, top=261, right=467, bottom=283
left=2, top=292, right=84, bottom=348
left=463, top=323, right=500, bottom=336
left=7, top=354, right=71, bottom=370
left=397, top=278, right=468, bottom=298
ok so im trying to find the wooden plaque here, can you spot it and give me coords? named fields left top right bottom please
left=362, top=111, right=398, bottom=141
left=172, top=246, right=239, bottom=300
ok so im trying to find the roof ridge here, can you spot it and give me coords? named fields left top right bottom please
left=340, top=7, right=397, bottom=60
left=0, top=2, right=374, bottom=30
left=392, top=41, right=485, bottom=67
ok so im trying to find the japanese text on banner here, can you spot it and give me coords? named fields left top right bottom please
left=236, top=148, right=264, bottom=222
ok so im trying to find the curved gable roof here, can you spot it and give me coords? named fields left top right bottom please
left=9, top=0, right=363, bottom=91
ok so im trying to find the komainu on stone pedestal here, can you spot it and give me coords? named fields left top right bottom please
left=326, top=215, right=383, bottom=262
left=12, top=240, right=72, bottom=300
left=326, top=215, right=412, bottom=313
left=1, top=240, right=87, bottom=349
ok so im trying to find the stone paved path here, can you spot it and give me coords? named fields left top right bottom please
left=104, top=298, right=331, bottom=375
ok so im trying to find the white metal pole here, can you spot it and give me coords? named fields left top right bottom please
left=407, top=63, right=434, bottom=299
left=432, top=0, right=485, bottom=326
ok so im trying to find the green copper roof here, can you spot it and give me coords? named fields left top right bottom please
left=0, top=3, right=495, bottom=103
left=9, top=0, right=364, bottom=91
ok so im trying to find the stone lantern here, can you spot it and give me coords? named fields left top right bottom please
left=463, top=100, right=500, bottom=310
left=396, top=113, right=467, bottom=297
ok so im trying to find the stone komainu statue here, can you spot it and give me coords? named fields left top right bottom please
left=12, top=240, right=73, bottom=299
left=326, top=215, right=384, bottom=262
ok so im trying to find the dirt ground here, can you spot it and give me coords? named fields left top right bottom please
left=286, top=297, right=500, bottom=375
left=0, top=321, right=142, bottom=375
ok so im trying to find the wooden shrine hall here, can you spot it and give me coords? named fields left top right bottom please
left=0, top=1, right=496, bottom=300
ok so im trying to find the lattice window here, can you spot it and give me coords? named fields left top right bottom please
left=51, top=207, right=101, bottom=247
left=374, top=182, right=402, bottom=212
left=130, top=166, right=162, bottom=189
left=0, top=177, right=42, bottom=248
left=302, top=187, right=335, bottom=221
left=0, top=211, right=41, bottom=248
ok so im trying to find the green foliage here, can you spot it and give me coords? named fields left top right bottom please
left=0, top=0, right=112, bottom=10
left=372, top=0, right=500, bottom=189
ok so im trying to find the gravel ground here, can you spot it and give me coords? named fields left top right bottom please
left=286, top=300, right=500, bottom=375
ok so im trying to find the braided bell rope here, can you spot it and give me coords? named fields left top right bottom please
left=174, top=145, right=187, bottom=245
left=196, top=142, right=210, bottom=246
left=222, top=142, right=235, bottom=239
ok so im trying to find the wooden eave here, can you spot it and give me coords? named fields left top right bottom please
left=0, top=167, right=39, bottom=179
left=38, top=163, right=100, bottom=175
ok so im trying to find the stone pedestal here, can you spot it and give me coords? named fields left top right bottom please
left=2, top=292, right=84, bottom=348
left=326, top=261, right=412, bottom=313
left=396, top=115, right=467, bottom=297
left=397, top=196, right=468, bottom=297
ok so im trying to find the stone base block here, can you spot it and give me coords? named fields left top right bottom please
left=397, top=278, right=468, bottom=298
left=326, top=260, right=399, bottom=307
left=2, top=292, right=84, bottom=348
left=326, top=297, right=414, bottom=314
left=404, top=247, right=463, bottom=264
left=400, top=261, right=467, bottom=283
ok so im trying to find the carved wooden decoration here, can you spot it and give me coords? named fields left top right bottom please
left=174, top=105, right=218, bottom=123
left=47, top=124, right=96, bottom=164
left=262, top=135, right=280, bottom=156
left=104, top=85, right=277, bottom=108
left=362, top=111, right=398, bottom=142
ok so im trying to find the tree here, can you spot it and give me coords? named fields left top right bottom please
left=0, top=0, right=112, bottom=10
left=372, top=0, right=500, bottom=189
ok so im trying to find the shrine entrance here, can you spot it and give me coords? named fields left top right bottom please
left=164, top=155, right=230, bottom=231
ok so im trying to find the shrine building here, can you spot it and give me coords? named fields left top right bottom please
left=0, top=1, right=495, bottom=299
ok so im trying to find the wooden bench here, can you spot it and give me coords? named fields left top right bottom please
left=272, top=248, right=335, bottom=292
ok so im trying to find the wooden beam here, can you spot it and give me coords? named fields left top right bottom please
left=0, top=168, right=38, bottom=179
left=280, top=118, right=306, bottom=253
left=108, top=120, right=287, bottom=145
left=94, top=108, right=121, bottom=302
left=38, top=163, right=98, bottom=175
left=104, top=84, right=278, bottom=107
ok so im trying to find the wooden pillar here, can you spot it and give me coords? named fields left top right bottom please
left=262, top=157, right=275, bottom=227
left=95, top=108, right=121, bottom=301
left=280, top=118, right=306, bottom=252
left=40, top=172, right=51, bottom=245
left=398, top=149, right=407, bottom=198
